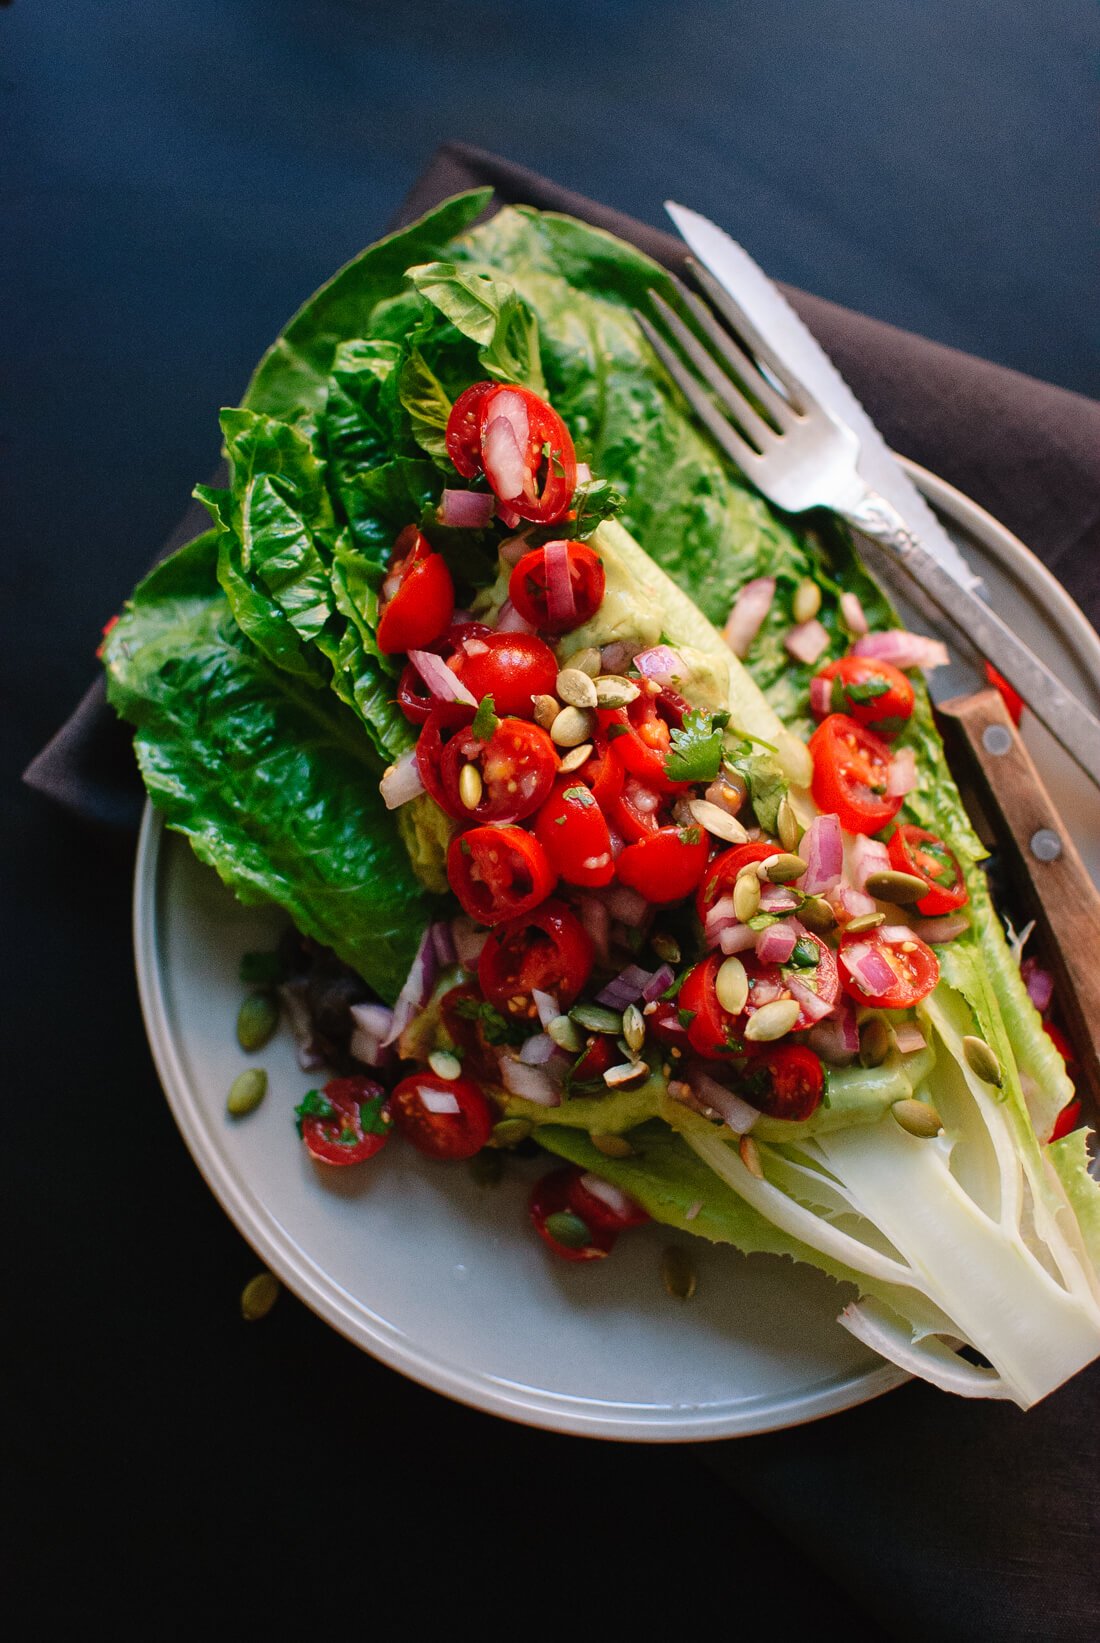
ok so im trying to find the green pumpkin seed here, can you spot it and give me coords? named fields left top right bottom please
left=547, top=1014, right=584, bottom=1053
left=651, top=932, right=682, bottom=965
left=891, top=1099, right=943, bottom=1138
left=689, top=798, right=749, bottom=844
left=570, top=1002, right=624, bottom=1035
left=592, top=1132, right=635, bottom=1158
left=739, top=1134, right=765, bottom=1178
left=532, top=693, right=559, bottom=729
left=799, top=895, right=837, bottom=932
left=459, top=763, right=483, bottom=810
left=594, top=674, right=641, bottom=708
left=777, top=796, right=802, bottom=854
left=733, top=872, right=761, bottom=923
left=428, top=1049, right=462, bottom=1080
left=491, top=1118, right=533, bottom=1148
left=623, top=1003, right=646, bottom=1055
left=468, top=1150, right=504, bottom=1186
left=240, top=1271, right=280, bottom=1322
left=793, top=576, right=823, bottom=624
left=845, top=911, right=886, bottom=934
left=715, top=955, right=749, bottom=1016
left=227, top=1067, right=268, bottom=1117
left=551, top=705, right=596, bottom=747
left=963, top=1035, right=1004, bottom=1087
left=660, top=1245, right=698, bottom=1300
left=603, top=1061, right=648, bottom=1089
left=864, top=869, right=928, bottom=905
left=567, top=646, right=603, bottom=677
left=765, top=853, right=807, bottom=884
left=236, top=991, right=279, bottom=1052
left=558, top=742, right=593, bottom=774
left=744, top=998, right=801, bottom=1042
left=859, top=1017, right=891, bottom=1068
left=556, top=667, right=598, bottom=709
left=545, top=1210, right=594, bottom=1250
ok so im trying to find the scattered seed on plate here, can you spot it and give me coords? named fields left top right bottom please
left=661, top=1245, right=698, bottom=1300
left=623, top=1003, right=646, bottom=1055
left=227, top=1067, right=268, bottom=1117
left=567, top=646, right=602, bottom=677
left=765, top=853, right=807, bottom=884
left=556, top=667, right=598, bottom=709
left=689, top=798, right=749, bottom=844
left=715, top=955, right=749, bottom=1016
left=864, top=869, right=927, bottom=904
left=777, top=796, right=802, bottom=853
left=733, top=873, right=761, bottom=923
left=236, top=991, right=279, bottom=1052
left=594, top=674, right=640, bottom=708
left=240, top=1271, right=280, bottom=1322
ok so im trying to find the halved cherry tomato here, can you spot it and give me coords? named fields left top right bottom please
left=1044, top=1020, right=1077, bottom=1070
left=535, top=779, right=615, bottom=888
left=567, top=1168, right=649, bottom=1232
left=887, top=825, right=969, bottom=917
left=576, top=734, right=626, bottom=812
left=390, top=1072, right=494, bottom=1161
left=744, top=930, right=839, bottom=1031
left=599, top=691, right=686, bottom=792
left=696, top=840, right=779, bottom=920
left=509, top=540, right=605, bottom=633
left=478, top=385, right=577, bottom=524
left=530, top=1167, right=616, bottom=1261
left=985, top=661, right=1023, bottom=726
left=814, top=655, right=915, bottom=736
left=376, top=526, right=455, bottom=655
left=679, top=955, right=742, bottom=1057
left=616, top=825, right=709, bottom=904
left=739, top=1044, right=825, bottom=1122
left=295, top=1076, right=392, bottom=1166
left=419, top=710, right=558, bottom=825
left=447, top=825, right=556, bottom=926
left=809, top=714, right=903, bottom=836
left=439, top=984, right=499, bottom=1083
left=838, top=925, right=939, bottom=1009
left=445, top=380, right=496, bottom=479
left=479, top=900, right=593, bottom=1018
left=1049, top=1099, right=1082, bottom=1142
left=397, top=621, right=495, bottom=726
left=611, top=778, right=667, bottom=843
left=449, top=631, right=559, bottom=718
left=567, top=1034, right=617, bottom=1089
left=646, top=998, right=690, bottom=1047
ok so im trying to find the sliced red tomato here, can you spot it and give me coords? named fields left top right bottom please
left=744, top=931, right=839, bottom=1031
left=696, top=840, right=779, bottom=920
left=985, top=661, right=1024, bottom=726
left=576, top=734, right=626, bottom=812
left=616, top=825, right=709, bottom=904
left=478, top=900, right=593, bottom=1018
left=439, top=984, right=499, bottom=1082
left=447, top=825, right=556, bottom=926
left=815, top=655, right=915, bottom=736
left=449, top=631, right=559, bottom=717
left=809, top=714, right=903, bottom=836
left=566, top=1168, right=649, bottom=1232
left=295, top=1076, right=392, bottom=1166
left=740, top=1044, right=825, bottom=1122
left=530, top=1167, right=616, bottom=1261
left=567, top=1034, right=618, bottom=1089
left=679, top=954, right=742, bottom=1058
left=376, top=526, right=455, bottom=655
left=610, top=778, right=666, bottom=844
left=1044, top=1020, right=1077, bottom=1070
left=390, top=1072, right=494, bottom=1161
left=1049, top=1099, right=1083, bottom=1142
left=508, top=540, right=605, bottom=633
left=599, top=691, right=687, bottom=792
left=397, top=621, right=495, bottom=726
left=445, top=380, right=496, bottom=479
left=887, top=825, right=969, bottom=916
left=535, top=779, right=615, bottom=888
left=838, top=925, right=939, bottom=1009
left=646, top=999, right=690, bottom=1047
left=478, top=385, right=577, bottom=524
left=419, top=710, right=558, bottom=824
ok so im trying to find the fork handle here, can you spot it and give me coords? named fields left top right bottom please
left=839, top=487, right=1100, bottom=794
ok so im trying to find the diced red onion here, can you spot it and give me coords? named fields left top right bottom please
left=600, top=641, right=633, bottom=674
left=642, top=964, right=675, bottom=1002
left=853, top=630, right=950, bottom=672
left=499, top=1056, right=561, bottom=1106
left=785, top=618, right=830, bottom=666
left=912, top=913, right=970, bottom=945
left=438, top=488, right=496, bottom=529
left=532, top=988, right=559, bottom=1027
left=494, top=598, right=535, bottom=635
left=851, top=835, right=891, bottom=891
left=575, top=462, right=592, bottom=485
left=451, top=916, right=488, bottom=969
left=759, top=883, right=800, bottom=914
left=492, top=387, right=530, bottom=447
left=809, top=674, right=832, bottom=718
left=685, top=1199, right=703, bottom=1222
left=839, top=941, right=897, bottom=998
left=724, top=576, right=775, bottom=658
left=408, top=649, right=478, bottom=707
left=808, top=1000, right=860, bottom=1064
left=596, top=964, right=654, bottom=1009
left=634, top=645, right=687, bottom=687
left=785, top=974, right=836, bottom=1024
left=894, top=1022, right=927, bottom=1054
left=1021, top=957, right=1054, bottom=1015
left=499, top=534, right=530, bottom=567
left=380, top=747, right=426, bottom=810
left=840, top=591, right=869, bottom=636
left=578, top=1173, right=639, bottom=1219
left=349, top=1002, right=395, bottom=1069
left=430, top=921, right=457, bottom=967
left=349, top=1023, right=393, bottom=1068
left=383, top=926, right=436, bottom=1045
left=691, top=1072, right=759, bottom=1134
left=543, top=540, right=576, bottom=627
left=720, top=923, right=758, bottom=955
left=519, top=1032, right=558, bottom=1065
left=886, top=747, right=918, bottom=796
left=704, top=894, right=738, bottom=945
left=579, top=895, right=610, bottom=962
left=603, top=884, right=649, bottom=925
left=830, top=882, right=877, bottom=920
left=757, top=923, right=797, bottom=964
left=418, top=1085, right=461, bottom=1116
left=801, top=813, right=843, bottom=893
left=498, top=502, right=522, bottom=530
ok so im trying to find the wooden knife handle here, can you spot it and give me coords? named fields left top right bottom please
left=937, top=687, right=1100, bottom=1113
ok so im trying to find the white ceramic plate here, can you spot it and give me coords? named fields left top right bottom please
left=133, top=463, right=1100, bottom=1441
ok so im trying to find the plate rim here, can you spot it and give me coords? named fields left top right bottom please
left=132, top=459, right=1099, bottom=1442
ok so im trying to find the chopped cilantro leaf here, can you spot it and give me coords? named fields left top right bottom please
left=451, top=996, right=527, bottom=1046
left=663, top=709, right=724, bottom=784
left=606, top=723, right=629, bottom=741
left=239, top=950, right=283, bottom=986
left=677, top=1007, right=698, bottom=1030
left=294, top=1088, right=335, bottom=1136
left=471, top=693, right=499, bottom=740
left=789, top=937, right=820, bottom=968
left=562, top=785, right=596, bottom=807
left=358, top=1095, right=391, bottom=1136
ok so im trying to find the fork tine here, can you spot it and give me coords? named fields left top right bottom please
left=646, top=291, right=778, bottom=453
left=660, top=275, right=796, bottom=430
left=686, top=259, right=812, bottom=415
left=633, top=309, right=764, bottom=477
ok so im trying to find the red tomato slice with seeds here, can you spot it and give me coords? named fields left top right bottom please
left=390, top=1072, right=494, bottom=1161
left=887, top=825, right=968, bottom=917
left=447, top=825, right=556, bottom=926
left=838, top=926, right=939, bottom=1009
left=478, top=385, right=577, bottom=524
left=809, top=713, right=903, bottom=836
left=508, top=540, right=605, bottom=633
left=478, top=900, right=593, bottom=1019
left=814, top=655, right=915, bottom=736
left=535, top=779, right=615, bottom=888
left=530, top=1167, right=616, bottom=1261
left=376, top=526, right=455, bottom=655
left=615, top=825, right=709, bottom=904
left=295, top=1077, right=392, bottom=1166
left=449, top=631, right=559, bottom=718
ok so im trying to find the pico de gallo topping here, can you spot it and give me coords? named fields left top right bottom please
left=254, top=375, right=1077, bottom=1268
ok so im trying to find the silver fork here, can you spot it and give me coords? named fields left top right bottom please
left=634, top=271, right=1100, bottom=792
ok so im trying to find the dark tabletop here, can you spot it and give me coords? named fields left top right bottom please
left=6, top=4, right=1099, bottom=1638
